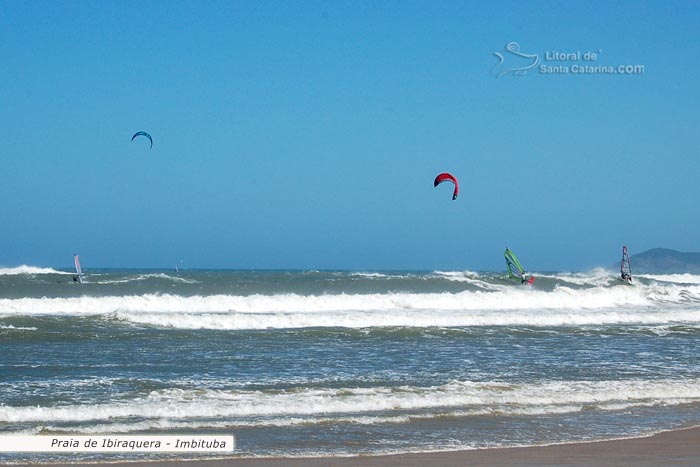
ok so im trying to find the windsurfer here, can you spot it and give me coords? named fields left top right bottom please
left=620, top=246, right=632, bottom=283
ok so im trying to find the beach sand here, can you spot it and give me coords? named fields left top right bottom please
left=12, top=426, right=700, bottom=467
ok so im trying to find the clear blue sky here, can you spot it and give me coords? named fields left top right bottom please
left=1, top=0, right=698, bottom=270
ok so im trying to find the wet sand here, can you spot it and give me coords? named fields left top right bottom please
left=12, top=426, right=700, bottom=467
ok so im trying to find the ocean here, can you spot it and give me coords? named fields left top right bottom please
left=1, top=267, right=700, bottom=463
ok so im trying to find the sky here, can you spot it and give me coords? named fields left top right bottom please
left=1, top=0, right=699, bottom=271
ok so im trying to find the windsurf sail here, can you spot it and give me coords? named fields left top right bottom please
left=504, top=247, right=535, bottom=285
left=73, top=254, right=83, bottom=284
left=620, top=245, right=632, bottom=283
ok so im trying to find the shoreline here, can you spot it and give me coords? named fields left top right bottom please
left=7, top=426, right=700, bottom=467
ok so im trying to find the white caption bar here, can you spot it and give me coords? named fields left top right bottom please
left=0, top=435, right=234, bottom=452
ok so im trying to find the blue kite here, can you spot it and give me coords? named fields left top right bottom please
left=131, top=131, right=153, bottom=149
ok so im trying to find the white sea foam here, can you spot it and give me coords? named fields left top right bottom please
left=2, top=378, right=698, bottom=426
left=537, top=268, right=617, bottom=287
left=0, top=265, right=69, bottom=275
left=96, top=273, right=199, bottom=285
left=637, top=274, right=700, bottom=284
left=44, top=414, right=415, bottom=434
left=350, top=272, right=391, bottom=278
left=431, top=271, right=499, bottom=290
left=0, top=324, right=38, bottom=331
left=433, top=270, right=482, bottom=280
left=2, top=280, right=700, bottom=329
left=115, top=308, right=700, bottom=330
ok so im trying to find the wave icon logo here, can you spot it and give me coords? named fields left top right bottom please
left=492, top=42, right=540, bottom=77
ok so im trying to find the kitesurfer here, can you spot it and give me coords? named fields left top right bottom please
left=433, top=173, right=459, bottom=200
left=131, top=131, right=153, bottom=149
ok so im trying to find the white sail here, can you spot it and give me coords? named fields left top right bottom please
left=74, top=254, right=84, bottom=284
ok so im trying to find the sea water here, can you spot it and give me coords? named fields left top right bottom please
left=1, top=267, right=700, bottom=462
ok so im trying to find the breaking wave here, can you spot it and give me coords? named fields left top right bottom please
left=0, top=265, right=69, bottom=275
left=3, top=378, right=699, bottom=431
left=1, top=279, right=700, bottom=329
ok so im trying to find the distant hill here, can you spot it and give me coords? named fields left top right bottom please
left=626, top=248, right=700, bottom=274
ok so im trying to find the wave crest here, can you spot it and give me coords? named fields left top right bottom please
left=2, top=281, right=700, bottom=329
left=0, top=265, right=69, bottom=275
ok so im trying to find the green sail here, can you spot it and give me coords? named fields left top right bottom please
left=504, top=248, right=525, bottom=280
